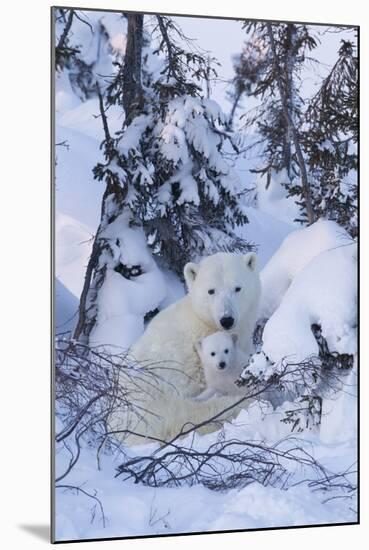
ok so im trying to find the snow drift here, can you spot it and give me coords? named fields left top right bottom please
left=260, top=220, right=357, bottom=363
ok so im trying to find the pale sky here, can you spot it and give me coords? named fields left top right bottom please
left=170, top=14, right=357, bottom=113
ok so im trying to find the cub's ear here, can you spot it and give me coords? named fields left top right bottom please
left=194, top=339, right=202, bottom=355
left=231, top=333, right=238, bottom=345
left=184, top=262, right=199, bottom=288
left=244, top=252, right=258, bottom=271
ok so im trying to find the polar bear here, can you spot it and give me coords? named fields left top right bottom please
left=110, top=252, right=261, bottom=444
left=194, top=332, right=250, bottom=400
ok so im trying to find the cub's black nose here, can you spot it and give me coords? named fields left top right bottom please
left=220, top=316, right=234, bottom=330
left=219, top=361, right=226, bottom=369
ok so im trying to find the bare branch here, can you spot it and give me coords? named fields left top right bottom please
left=57, top=9, right=74, bottom=51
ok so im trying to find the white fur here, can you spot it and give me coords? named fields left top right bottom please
left=194, top=332, right=250, bottom=400
left=110, top=252, right=261, bottom=444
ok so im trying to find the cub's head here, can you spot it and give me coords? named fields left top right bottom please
left=184, top=252, right=260, bottom=331
left=195, top=332, right=238, bottom=371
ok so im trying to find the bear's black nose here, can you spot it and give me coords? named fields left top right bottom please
left=220, top=316, right=234, bottom=330
left=219, top=361, right=226, bottom=369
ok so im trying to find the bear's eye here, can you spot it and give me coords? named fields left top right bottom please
left=235, top=286, right=242, bottom=292
left=208, top=289, right=215, bottom=295
left=211, top=352, right=216, bottom=356
left=224, top=349, right=229, bottom=354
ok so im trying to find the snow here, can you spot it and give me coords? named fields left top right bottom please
left=55, top=70, right=81, bottom=113
left=54, top=209, right=357, bottom=540
left=55, top=102, right=184, bottom=349
left=158, top=122, right=188, bottom=164
left=262, top=239, right=357, bottom=363
left=174, top=166, right=200, bottom=206
left=55, top=278, right=79, bottom=333
left=58, top=98, right=123, bottom=141
left=55, top=212, right=94, bottom=299
left=259, top=219, right=352, bottom=319
left=53, top=10, right=357, bottom=542
left=204, top=178, right=220, bottom=204
left=90, top=211, right=168, bottom=349
left=55, top=125, right=103, bottom=228
left=117, top=114, right=151, bottom=157
left=55, top=9, right=127, bottom=94
left=55, top=399, right=356, bottom=541
left=152, top=95, right=244, bottom=209
left=257, top=169, right=302, bottom=225
left=237, top=206, right=294, bottom=270
left=320, top=358, right=357, bottom=445
left=252, top=221, right=357, bottom=448
left=159, top=268, right=186, bottom=308
left=202, top=97, right=227, bottom=124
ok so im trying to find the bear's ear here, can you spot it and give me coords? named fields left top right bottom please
left=231, top=333, right=238, bottom=345
left=244, top=252, right=258, bottom=271
left=184, top=262, right=199, bottom=288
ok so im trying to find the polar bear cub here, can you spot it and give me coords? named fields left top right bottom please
left=194, top=332, right=250, bottom=400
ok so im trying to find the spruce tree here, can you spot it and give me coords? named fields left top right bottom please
left=230, top=22, right=318, bottom=223
left=93, top=15, right=251, bottom=275
left=303, top=39, right=358, bottom=236
left=230, top=23, right=357, bottom=230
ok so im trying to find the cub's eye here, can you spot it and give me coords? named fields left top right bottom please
left=224, top=349, right=229, bottom=354
left=208, top=289, right=215, bottom=295
left=235, top=286, right=242, bottom=292
left=211, top=352, right=216, bottom=356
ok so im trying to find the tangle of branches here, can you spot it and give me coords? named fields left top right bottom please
left=54, top=330, right=356, bottom=506
left=54, top=337, right=173, bottom=481
left=115, top=352, right=356, bottom=496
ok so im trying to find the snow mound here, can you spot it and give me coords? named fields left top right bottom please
left=55, top=125, right=104, bottom=229
left=259, top=219, right=352, bottom=319
left=55, top=277, right=79, bottom=333
left=257, top=169, right=301, bottom=225
left=260, top=221, right=357, bottom=363
left=90, top=211, right=168, bottom=349
left=56, top=213, right=94, bottom=298
left=236, top=206, right=294, bottom=269
left=58, top=98, right=123, bottom=142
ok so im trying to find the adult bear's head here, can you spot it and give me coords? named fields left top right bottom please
left=184, top=252, right=260, bottom=331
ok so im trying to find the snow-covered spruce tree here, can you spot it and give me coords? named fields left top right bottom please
left=108, top=19, right=250, bottom=271
left=117, top=98, right=250, bottom=271
left=114, top=16, right=250, bottom=271
left=73, top=14, right=251, bottom=346
left=303, top=39, right=358, bottom=237
left=231, top=22, right=318, bottom=224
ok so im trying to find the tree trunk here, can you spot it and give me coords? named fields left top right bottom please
left=266, top=23, right=315, bottom=224
left=227, top=88, right=243, bottom=130
left=122, top=14, right=144, bottom=122
left=283, top=24, right=296, bottom=177
left=72, top=90, right=116, bottom=343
